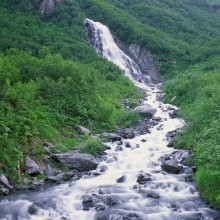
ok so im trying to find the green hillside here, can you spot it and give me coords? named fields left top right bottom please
left=1, top=0, right=220, bottom=209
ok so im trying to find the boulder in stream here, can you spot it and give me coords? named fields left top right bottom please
left=102, top=132, right=122, bottom=142
left=134, top=104, right=157, bottom=117
left=161, top=160, right=180, bottom=174
left=137, top=173, right=154, bottom=184
left=50, top=152, right=99, bottom=172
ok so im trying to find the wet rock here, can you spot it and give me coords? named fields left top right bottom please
left=166, top=131, right=176, bottom=139
left=115, top=145, right=123, bottom=151
left=124, top=141, right=132, bottom=148
left=123, top=212, right=142, bottom=220
left=51, top=152, right=99, bottom=172
left=0, top=186, right=10, bottom=195
left=45, top=170, right=80, bottom=183
left=137, top=173, right=153, bottom=184
left=161, top=160, right=180, bottom=174
left=118, top=128, right=136, bottom=139
left=95, top=212, right=108, bottom=220
left=28, top=204, right=39, bottom=215
left=185, top=175, right=194, bottom=182
left=169, top=111, right=177, bottom=118
left=154, top=117, right=162, bottom=122
left=0, top=174, right=13, bottom=190
left=82, top=196, right=94, bottom=210
left=105, top=196, right=120, bottom=206
left=98, top=164, right=108, bottom=172
left=25, top=157, right=44, bottom=176
left=95, top=203, right=106, bottom=212
left=134, top=104, right=157, bottom=117
left=75, top=124, right=91, bottom=135
left=182, top=167, right=193, bottom=174
left=141, top=139, right=147, bottom=142
left=102, top=132, right=122, bottom=142
left=98, top=188, right=111, bottom=195
left=116, top=175, right=126, bottom=183
left=34, top=198, right=58, bottom=210
left=141, top=190, right=160, bottom=199
left=167, top=141, right=174, bottom=148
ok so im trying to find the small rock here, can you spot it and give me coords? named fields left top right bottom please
left=137, top=173, right=153, bottom=184
left=28, top=204, right=38, bottom=215
left=116, top=175, right=126, bottom=183
left=75, top=125, right=91, bottom=135
left=115, top=145, right=123, bottom=151
left=0, top=186, right=10, bottom=195
left=0, top=174, right=13, bottom=189
left=105, top=196, right=119, bottom=206
left=99, top=164, right=108, bottom=172
left=82, top=196, right=94, bottom=210
left=161, top=160, right=180, bottom=174
left=141, top=139, right=147, bottom=142
left=119, top=128, right=136, bottom=139
left=169, top=111, right=177, bottom=118
left=146, top=191, right=160, bottom=199
left=25, top=157, right=44, bottom=176
left=102, top=132, right=122, bottom=142
left=185, top=175, right=194, bottom=182
left=124, top=141, right=131, bottom=148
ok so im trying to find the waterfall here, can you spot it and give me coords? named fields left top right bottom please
left=84, top=18, right=150, bottom=84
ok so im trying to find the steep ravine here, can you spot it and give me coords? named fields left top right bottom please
left=0, top=19, right=220, bottom=220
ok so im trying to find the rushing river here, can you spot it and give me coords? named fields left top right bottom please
left=0, top=19, right=220, bottom=220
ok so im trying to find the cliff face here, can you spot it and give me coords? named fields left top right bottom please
left=29, top=0, right=63, bottom=15
left=128, top=44, right=160, bottom=83
left=39, top=0, right=62, bottom=15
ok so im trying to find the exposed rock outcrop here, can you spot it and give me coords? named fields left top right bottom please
left=50, top=152, right=99, bottom=171
left=0, top=174, right=13, bottom=195
left=29, top=0, right=63, bottom=15
left=128, top=44, right=160, bottom=83
left=161, top=160, right=180, bottom=174
left=134, top=104, right=157, bottom=117
left=25, top=157, right=44, bottom=176
left=75, top=125, right=91, bottom=135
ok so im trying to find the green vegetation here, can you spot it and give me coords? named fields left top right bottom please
left=80, top=138, right=106, bottom=156
left=164, top=56, right=220, bottom=208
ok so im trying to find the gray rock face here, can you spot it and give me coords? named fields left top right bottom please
left=51, top=152, right=99, bottom=171
left=45, top=170, right=80, bottom=183
left=134, top=104, right=157, bottom=117
left=117, top=128, right=136, bottom=139
left=161, top=160, right=180, bottom=174
left=75, top=125, right=91, bottom=135
left=39, top=0, right=62, bottom=15
left=128, top=44, right=160, bottom=83
left=0, top=174, right=13, bottom=189
left=25, top=157, right=44, bottom=176
left=137, top=173, right=154, bottom=184
left=102, top=132, right=122, bottom=142
left=0, top=186, right=10, bottom=195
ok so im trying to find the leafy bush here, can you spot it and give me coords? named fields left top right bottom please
left=117, top=110, right=141, bottom=128
left=80, top=138, right=106, bottom=156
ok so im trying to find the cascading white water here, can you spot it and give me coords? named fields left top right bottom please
left=0, top=19, right=220, bottom=220
left=85, top=18, right=147, bottom=83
